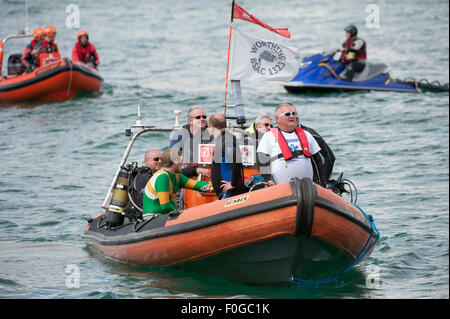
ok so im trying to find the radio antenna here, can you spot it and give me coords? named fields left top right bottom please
left=24, top=0, right=30, bottom=34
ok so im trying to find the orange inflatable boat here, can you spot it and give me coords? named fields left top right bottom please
left=83, top=125, right=380, bottom=285
left=84, top=177, right=378, bottom=284
left=0, top=57, right=103, bottom=103
left=0, top=36, right=103, bottom=103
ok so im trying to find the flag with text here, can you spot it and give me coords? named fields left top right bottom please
left=229, top=27, right=299, bottom=82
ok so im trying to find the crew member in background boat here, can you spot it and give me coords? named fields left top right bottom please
left=339, top=25, right=366, bottom=82
left=72, top=30, right=100, bottom=68
left=142, top=148, right=211, bottom=216
left=169, top=106, right=213, bottom=178
left=256, top=103, right=333, bottom=187
left=21, top=27, right=43, bottom=73
left=37, top=25, right=60, bottom=66
left=208, top=113, right=247, bottom=199
left=123, top=149, right=162, bottom=221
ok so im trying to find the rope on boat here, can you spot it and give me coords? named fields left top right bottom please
left=395, top=77, right=449, bottom=92
left=289, top=204, right=380, bottom=286
left=66, top=59, right=73, bottom=99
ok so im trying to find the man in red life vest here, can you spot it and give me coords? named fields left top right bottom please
left=72, top=30, right=100, bottom=68
left=36, top=25, right=60, bottom=66
left=41, top=25, right=59, bottom=53
left=21, top=27, right=43, bottom=73
left=256, top=103, right=334, bottom=187
left=339, top=25, right=367, bottom=82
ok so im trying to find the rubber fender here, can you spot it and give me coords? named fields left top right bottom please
left=290, top=177, right=317, bottom=237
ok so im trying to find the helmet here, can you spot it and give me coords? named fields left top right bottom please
left=77, top=30, right=89, bottom=42
left=43, top=25, right=57, bottom=38
left=345, top=25, right=358, bottom=37
left=32, top=28, right=43, bottom=41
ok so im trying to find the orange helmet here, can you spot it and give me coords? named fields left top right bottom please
left=77, top=30, right=89, bottom=42
left=43, top=25, right=57, bottom=37
left=32, top=28, right=43, bottom=41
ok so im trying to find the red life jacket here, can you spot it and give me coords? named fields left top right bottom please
left=41, top=40, right=58, bottom=53
left=270, top=127, right=311, bottom=159
left=342, top=37, right=366, bottom=62
left=22, top=40, right=40, bottom=68
left=27, top=40, right=38, bottom=50
left=74, top=42, right=97, bottom=64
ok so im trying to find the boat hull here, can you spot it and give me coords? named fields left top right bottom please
left=177, top=235, right=348, bottom=284
left=284, top=80, right=418, bottom=94
left=83, top=178, right=378, bottom=284
left=0, top=58, right=103, bottom=103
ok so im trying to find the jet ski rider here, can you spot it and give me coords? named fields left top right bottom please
left=339, top=25, right=366, bottom=82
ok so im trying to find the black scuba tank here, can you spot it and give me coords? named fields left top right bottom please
left=105, top=168, right=130, bottom=228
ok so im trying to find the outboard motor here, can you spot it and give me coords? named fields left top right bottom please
left=7, top=54, right=26, bottom=75
left=105, top=168, right=130, bottom=228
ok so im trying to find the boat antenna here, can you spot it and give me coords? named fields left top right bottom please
left=24, top=0, right=30, bottom=34
left=131, top=17, right=143, bottom=124
left=135, top=105, right=142, bottom=126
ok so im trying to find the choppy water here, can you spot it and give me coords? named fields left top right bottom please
left=0, top=0, right=448, bottom=299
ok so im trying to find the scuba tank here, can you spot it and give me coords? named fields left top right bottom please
left=105, top=167, right=130, bottom=228
left=123, top=164, right=153, bottom=222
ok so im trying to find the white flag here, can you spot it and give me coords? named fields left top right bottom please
left=229, top=27, right=300, bottom=82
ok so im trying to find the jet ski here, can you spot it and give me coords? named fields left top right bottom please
left=284, top=50, right=449, bottom=94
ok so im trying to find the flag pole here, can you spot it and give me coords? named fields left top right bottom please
left=224, top=0, right=235, bottom=115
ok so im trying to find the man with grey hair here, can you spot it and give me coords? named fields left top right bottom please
left=169, top=106, right=213, bottom=177
left=254, top=115, right=273, bottom=134
left=240, top=114, right=273, bottom=167
left=256, top=103, right=334, bottom=187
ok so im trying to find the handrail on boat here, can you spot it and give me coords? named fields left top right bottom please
left=101, top=110, right=183, bottom=210
left=1, top=33, right=33, bottom=76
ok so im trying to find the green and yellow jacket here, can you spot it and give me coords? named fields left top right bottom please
left=142, top=169, right=208, bottom=215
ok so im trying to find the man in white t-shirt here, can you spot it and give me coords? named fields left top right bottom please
left=256, top=103, right=323, bottom=185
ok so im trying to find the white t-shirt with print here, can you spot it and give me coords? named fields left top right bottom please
left=256, top=129, right=321, bottom=184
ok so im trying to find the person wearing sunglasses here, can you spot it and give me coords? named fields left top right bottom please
left=254, top=115, right=274, bottom=134
left=142, top=148, right=211, bottom=216
left=241, top=115, right=273, bottom=167
left=169, top=106, right=213, bottom=178
left=122, top=149, right=163, bottom=221
left=256, top=103, right=333, bottom=187
left=245, top=115, right=273, bottom=136
left=144, top=149, right=163, bottom=172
